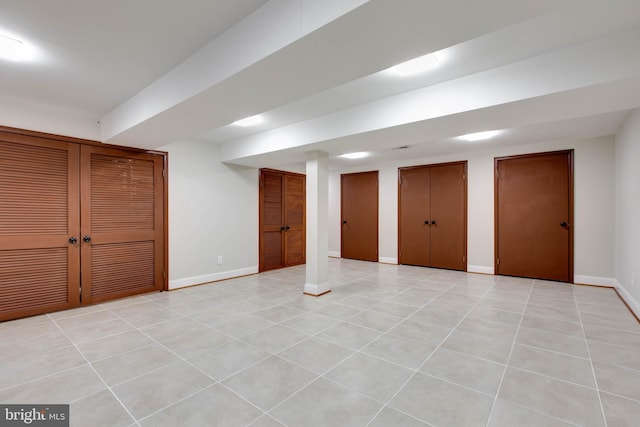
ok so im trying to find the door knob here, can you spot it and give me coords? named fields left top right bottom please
left=342, top=220, right=347, bottom=225
left=424, top=220, right=430, bottom=225
left=285, top=225, right=290, bottom=230
left=280, top=226, right=286, bottom=231
left=68, top=237, right=77, bottom=244
left=83, top=236, right=91, bottom=243
left=560, top=222, right=568, bottom=228
left=431, top=220, right=437, bottom=225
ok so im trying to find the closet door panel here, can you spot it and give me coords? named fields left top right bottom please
left=284, top=174, right=305, bottom=267
left=260, top=171, right=285, bottom=271
left=0, top=136, right=80, bottom=320
left=430, top=163, right=467, bottom=271
left=398, top=167, right=430, bottom=266
left=80, top=145, right=164, bottom=304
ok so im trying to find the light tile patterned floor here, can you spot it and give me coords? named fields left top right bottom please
left=1, top=259, right=640, bottom=426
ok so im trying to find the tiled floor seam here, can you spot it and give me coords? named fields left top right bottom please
left=48, top=314, right=140, bottom=426
left=484, top=278, right=534, bottom=426
left=575, top=289, right=610, bottom=427
left=364, top=281, right=501, bottom=426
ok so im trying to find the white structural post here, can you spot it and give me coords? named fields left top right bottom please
left=304, top=150, right=330, bottom=296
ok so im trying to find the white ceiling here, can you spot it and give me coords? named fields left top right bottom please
left=1, top=0, right=639, bottom=169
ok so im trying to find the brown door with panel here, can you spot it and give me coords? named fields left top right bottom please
left=398, top=162, right=467, bottom=271
left=259, top=169, right=306, bottom=272
left=0, top=134, right=81, bottom=321
left=80, top=145, right=165, bottom=304
left=341, top=171, right=378, bottom=262
left=0, top=127, right=166, bottom=321
left=495, top=151, right=573, bottom=282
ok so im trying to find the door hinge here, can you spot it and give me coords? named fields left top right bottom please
left=462, top=255, right=465, bottom=263
left=495, top=169, right=499, bottom=179
left=163, top=270, right=166, bottom=279
left=162, top=168, right=166, bottom=178
left=496, top=258, right=500, bottom=266
left=399, top=175, right=402, bottom=184
left=462, top=173, right=466, bottom=181
left=79, top=285, right=82, bottom=303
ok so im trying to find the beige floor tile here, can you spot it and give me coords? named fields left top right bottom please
left=593, top=361, right=640, bottom=401
left=509, top=344, right=595, bottom=387
left=600, top=391, right=640, bottom=427
left=270, top=377, right=381, bottom=427
left=139, top=384, right=262, bottom=427
left=363, top=334, right=435, bottom=369
left=487, top=398, right=577, bottom=427
left=70, top=390, right=135, bottom=427
left=498, top=367, right=605, bottom=427
left=390, top=373, right=494, bottom=427
left=325, top=352, right=413, bottom=402
left=420, top=347, right=505, bottom=396
left=112, top=360, right=213, bottom=420
left=240, top=325, right=308, bottom=354
left=368, top=407, right=429, bottom=426
left=516, top=326, right=589, bottom=358
left=316, top=322, right=382, bottom=349
left=347, top=310, right=403, bottom=332
left=222, top=356, right=316, bottom=411
left=442, top=329, right=513, bottom=364
left=187, top=339, right=269, bottom=381
left=387, top=318, right=452, bottom=346
left=277, top=336, right=354, bottom=374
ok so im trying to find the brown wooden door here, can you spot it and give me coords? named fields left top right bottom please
left=0, top=134, right=81, bottom=321
left=430, top=163, right=467, bottom=270
left=341, top=171, right=378, bottom=262
left=399, top=166, right=430, bottom=266
left=80, top=145, right=165, bottom=304
left=259, top=169, right=306, bottom=272
left=398, top=162, right=467, bottom=271
left=495, top=151, right=573, bottom=282
left=284, top=174, right=305, bottom=266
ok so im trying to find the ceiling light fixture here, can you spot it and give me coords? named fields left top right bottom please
left=0, top=34, right=27, bottom=61
left=387, top=53, right=440, bottom=77
left=457, top=130, right=501, bottom=142
left=232, top=114, right=263, bottom=127
left=339, top=152, right=369, bottom=159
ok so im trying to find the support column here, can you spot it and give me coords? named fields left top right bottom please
left=304, top=150, right=331, bottom=296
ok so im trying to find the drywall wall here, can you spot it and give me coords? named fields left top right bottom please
left=329, top=136, right=615, bottom=285
left=159, top=139, right=259, bottom=289
left=615, top=109, right=640, bottom=314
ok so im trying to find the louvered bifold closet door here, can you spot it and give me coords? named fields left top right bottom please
left=284, top=174, right=305, bottom=267
left=80, top=145, right=164, bottom=304
left=0, top=135, right=80, bottom=321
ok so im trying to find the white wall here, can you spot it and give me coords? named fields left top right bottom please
left=615, top=109, right=640, bottom=314
left=159, top=139, right=259, bottom=289
left=329, top=136, right=616, bottom=285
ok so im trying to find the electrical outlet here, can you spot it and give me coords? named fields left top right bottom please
left=217, top=256, right=223, bottom=265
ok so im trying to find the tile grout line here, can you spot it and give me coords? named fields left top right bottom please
left=363, top=278, right=500, bottom=426
left=574, top=285, right=609, bottom=427
left=483, top=278, right=535, bottom=426
left=46, top=313, right=142, bottom=427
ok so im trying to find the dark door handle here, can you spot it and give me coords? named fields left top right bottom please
left=83, top=236, right=91, bottom=242
left=285, top=226, right=290, bottom=230
left=560, top=222, right=568, bottom=228
left=69, top=237, right=77, bottom=244
left=342, top=220, right=347, bottom=225
left=431, top=220, right=436, bottom=225
left=424, top=220, right=430, bottom=225
left=280, top=226, right=286, bottom=231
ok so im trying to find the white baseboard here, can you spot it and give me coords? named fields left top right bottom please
left=615, top=280, right=640, bottom=319
left=468, top=265, right=495, bottom=275
left=574, top=275, right=616, bottom=287
left=304, top=282, right=331, bottom=296
left=328, top=251, right=341, bottom=258
left=379, top=257, right=398, bottom=265
left=169, top=266, right=258, bottom=290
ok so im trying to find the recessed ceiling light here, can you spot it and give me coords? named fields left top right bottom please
left=232, top=114, right=263, bottom=127
left=0, top=34, right=27, bottom=62
left=457, top=130, right=501, bottom=142
left=387, top=53, right=440, bottom=77
left=339, top=152, right=369, bottom=159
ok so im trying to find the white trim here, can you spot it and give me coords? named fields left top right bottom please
left=468, top=265, right=495, bottom=275
left=574, top=275, right=616, bottom=287
left=379, top=257, right=398, bottom=265
left=304, top=282, right=331, bottom=296
left=169, top=266, right=258, bottom=290
left=328, top=251, right=341, bottom=258
left=615, top=280, right=640, bottom=319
